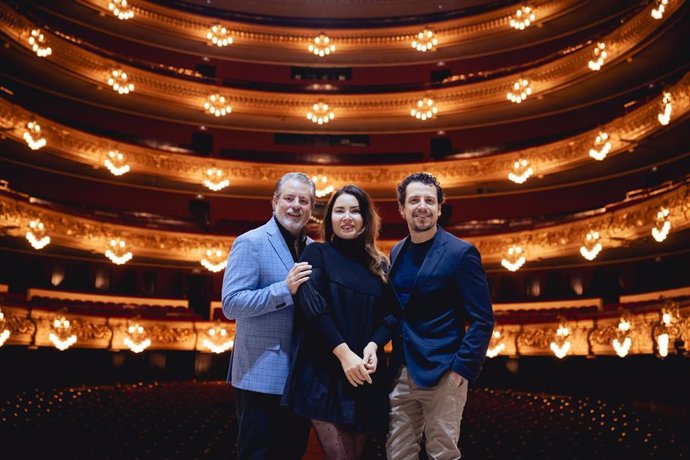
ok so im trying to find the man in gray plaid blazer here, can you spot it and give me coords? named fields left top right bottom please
left=222, top=172, right=315, bottom=460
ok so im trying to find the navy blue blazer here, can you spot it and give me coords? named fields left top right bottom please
left=389, top=227, right=494, bottom=388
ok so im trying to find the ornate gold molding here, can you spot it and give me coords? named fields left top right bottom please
left=0, top=1, right=683, bottom=132
left=1, top=70, right=688, bottom=197
left=73, top=0, right=579, bottom=65
left=3, top=303, right=686, bottom=356
left=1, top=181, right=688, bottom=265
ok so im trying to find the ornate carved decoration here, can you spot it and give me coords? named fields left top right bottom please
left=1, top=70, right=688, bottom=197
left=71, top=0, right=576, bottom=64
left=2, top=180, right=689, bottom=264
left=1, top=305, right=687, bottom=355
left=0, top=1, right=683, bottom=132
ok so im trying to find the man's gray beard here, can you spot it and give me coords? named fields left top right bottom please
left=277, top=214, right=305, bottom=233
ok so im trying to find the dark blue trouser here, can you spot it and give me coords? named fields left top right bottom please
left=234, top=387, right=310, bottom=460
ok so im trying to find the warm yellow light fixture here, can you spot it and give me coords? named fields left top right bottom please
left=411, top=29, right=438, bottom=52
left=200, top=248, right=227, bottom=272
left=550, top=322, right=571, bottom=359
left=107, top=69, right=134, bottom=95
left=654, top=302, right=680, bottom=357
left=105, top=238, right=133, bottom=265
left=580, top=230, right=602, bottom=261
left=612, top=313, right=632, bottom=357
left=311, top=175, right=334, bottom=199
left=651, top=207, right=671, bottom=242
left=0, top=308, right=10, bottom=347
left=23, top=121, right=46, bottom=150
left=588, top=131, right=611, bottom=161
left=307, top=102, right=334, bottom=124
left=207, top=24, right=233, bottom=47
left=507, top=78, right=532, bottom=103
left=308, top=34, right=335, bottom=57
left=203, top=321, right=234, bottom=353
left=108, top=0, right=135, bottom=20
left=26, top=219, right=51, bottom=250
left=509, top=5, right=536, bottom=30
left=651, top=0, right=669, bottom=19
left=658, top=92, right=672, bottom=125
left=486, top=330, right=505, bottom=358
left=410, top=98, right=438, bottom=121
left=124, top=322, right=151, bottom=353
left=501, top=245, right=526, bottom=272
left=203, top=167, right=230, bottom=191
left=104, top=150, right=131, bottom=176
left=507, top=159, right=533, bottom=184
left=587, top=42, right=607, bottom=71
left=49, top=316, right=77, bottom=351
left=28, top=29, right=52, bottom=57
left=203, top=94, right=232, bottom=117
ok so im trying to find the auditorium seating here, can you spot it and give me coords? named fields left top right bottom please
left=0, top=381, right=685, bottom=458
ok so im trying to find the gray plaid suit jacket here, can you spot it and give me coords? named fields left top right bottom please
left=221, top=218, right=312, bottom=395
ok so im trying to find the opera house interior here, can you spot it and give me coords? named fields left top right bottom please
left=0, top=0, right=689, bottom=457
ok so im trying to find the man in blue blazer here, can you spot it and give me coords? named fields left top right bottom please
left=386, top=172, right=495, bottom=460
left=222, top=172, right=315, bottom=460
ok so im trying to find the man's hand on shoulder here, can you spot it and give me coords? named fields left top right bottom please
left=286, top=262, right=312, bottom=294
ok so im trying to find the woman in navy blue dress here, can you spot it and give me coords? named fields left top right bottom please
left=282, top=184, right=398, bottom=459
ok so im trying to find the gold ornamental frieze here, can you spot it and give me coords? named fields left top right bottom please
left=1, top=180, right=689, bottom=266
left=0, top=0, right=684, bottom=132
left=1, top=70, right=689, bottom=197
left=73, top=0, right=576, bottom=65
left=588, top=314, right=657, bottom=355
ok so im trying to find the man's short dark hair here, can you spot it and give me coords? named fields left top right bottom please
left=397, top=172, right=444, bottom=206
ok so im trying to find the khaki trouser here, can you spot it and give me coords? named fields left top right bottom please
left=387, top=366, right=469, bottom=460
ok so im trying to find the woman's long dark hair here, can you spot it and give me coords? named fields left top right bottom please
left=321, top=185, right=388, bottom=282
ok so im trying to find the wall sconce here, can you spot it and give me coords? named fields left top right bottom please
left=501, top=245, right=526, bottom=272
left=307, top=102, right=334, bottom=124
left=28, top=29, right=52, bottom=57
left=104, top=150, right=131, bottom=176
left=507, top=78, right=532, bottom=103
left=509, top=5, right=536, bottom=30
left=49, top=316, right=78, bottom=351
left=0, top=308, right=10, bottom=347
left=23, top=121, right=47, bottom=150
left=203, top=94, right=232, bottom=117
left=26, top=218, right=51, bottom=250
left=657, top=92, right=672, bottom=125
left=651, top=0, right=669, bottom=19
left=654, top=301, right=681, bottom=358
left=108, top=0, right=135, bottom=20
left=312, top=175, right=334, bottom=199
left=550, top=320, right=571, bottom=359
left=411, top=29, right=438, bottom=52
left=410, top=98, right=438, bottom=121
left=486, top=329, right=506, bottom=358
left=107, top=69, right=134, bottom=95
left=588, top=131, right=611, bottom=161
left=202, top=167, right=230, bottom=191
left=203, top=321, right=234, bottom=353
left=201, top=249, right=227, bottom=273
left=579, top=230, right=602, bottom=261
left=308, top=34, right=335, bottom=57
left=651, top=207, right=671, bottom=242
left=124, top=322, right=151, bottom=353
left=507, top=159, right=533, bottom=184
left=105, top=238, right=133, bottom=265
left=612, top=311, right=633, bottom=357
left=207, top=24, right=233, bottom=47
left=587, top=42, right=607, bottom=71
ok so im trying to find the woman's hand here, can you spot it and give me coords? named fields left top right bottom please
left=362, top=342, right=378, bottom=374
left=333, top=343, right=372, bottom=387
